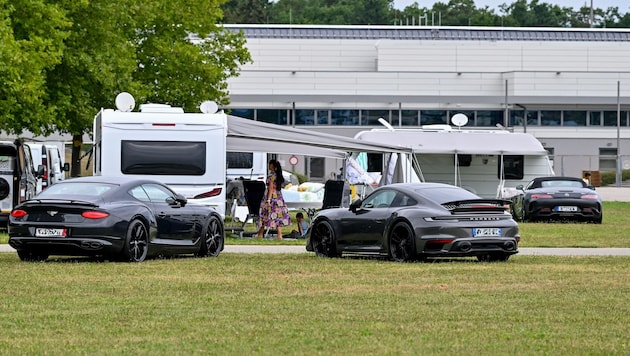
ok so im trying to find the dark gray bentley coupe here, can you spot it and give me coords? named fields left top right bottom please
left=8, top=176, right=224, bottom=262
left=306, top=183, right=519, bottom=262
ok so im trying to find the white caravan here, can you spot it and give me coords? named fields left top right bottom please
left=354, top=125, right=554, bottom=199
left=93, top=93, right=228, bottom=216
left=226, top=151, right=267, bottom=181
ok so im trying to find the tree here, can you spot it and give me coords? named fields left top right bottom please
left=0, top=0, right=69, bottom=136
left=222, top=0, right=271, bottom=23
left=42, top=0, right=251, bottom=176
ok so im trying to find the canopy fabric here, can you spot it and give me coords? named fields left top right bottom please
left=355, top=129, right=549, bottom=156
left=227, top=115, right=412, bottom=158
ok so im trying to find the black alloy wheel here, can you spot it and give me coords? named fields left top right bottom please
left=17, top=249, right=49, bottom=262
left=311, top=220, right=338, bottom=258
left=121, top=219, right=149, bottom=262
left=0, top=178, right=9, bottom=200
left=197, top=215, right=224, bottom=257
left=388, top=222, right=416, bottom=262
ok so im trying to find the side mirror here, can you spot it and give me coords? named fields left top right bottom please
left=62, top=163, right=70, bottom=172
left=166, top=193, right=188, bottom=207
left=349, top=199, right=362, bottom=213
left=516, top=185, right=524, bottom=191
left=36, top=165, right=45, bottom=177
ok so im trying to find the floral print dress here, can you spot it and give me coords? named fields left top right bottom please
left=258, top=173, right=291, bottom=229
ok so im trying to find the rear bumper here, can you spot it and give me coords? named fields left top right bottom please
left=527, top=199, right=601, bottom=221
left=8, top=236, right=125, bottom=256
left=418, top=237, right=519, bottom=257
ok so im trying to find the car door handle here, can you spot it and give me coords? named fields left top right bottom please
left=158, top=212, right=166, bottom=218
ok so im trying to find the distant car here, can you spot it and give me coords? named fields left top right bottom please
left=8, top=176, right=224, bottom=262
left=306, top=183, right=519, bottom=262
left=510, top=176, right=602, bottom=223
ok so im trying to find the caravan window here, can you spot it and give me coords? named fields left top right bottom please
left=227, top=152, right=254, bottom=169
left=121, top=141, right=206, bottom=175
left=499, top=155, right=524, bottom=180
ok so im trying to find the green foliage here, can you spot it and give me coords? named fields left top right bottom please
left=600, top=169, right=630, bottom=186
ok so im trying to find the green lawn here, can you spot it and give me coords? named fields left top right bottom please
left=0, top=253, right=628, bottom=354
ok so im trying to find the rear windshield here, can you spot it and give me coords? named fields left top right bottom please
left=121, top=140, right=206, bottom=175
left=37, top=182, right=115, bottom=197
left=415, top=187, right=479, bottom=204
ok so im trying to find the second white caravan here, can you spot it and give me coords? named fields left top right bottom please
left=93, top=94, right=228, bottom=216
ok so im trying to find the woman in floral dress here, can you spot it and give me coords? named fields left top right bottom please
left=256, top=159, right=291, bottom=239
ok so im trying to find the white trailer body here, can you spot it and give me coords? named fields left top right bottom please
left=93, top=104, right=228, bottom=216
left=355, top=127, right=555, bottom=199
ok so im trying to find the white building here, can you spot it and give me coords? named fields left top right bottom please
left=224, top=24, right=630, bottom=184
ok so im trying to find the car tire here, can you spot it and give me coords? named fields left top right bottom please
left=17, top=249, right=49, bottom=262
left=311, top=220, right=339, bottom=258
left=120, top=219, right=149, bottom=262
left=197, top=215, right=224, bottom=257
left=388, top=222, right=416, bottom=262
left=0, top=178, right=9, bottom=200
left=477, top=253, right=511, bottom=262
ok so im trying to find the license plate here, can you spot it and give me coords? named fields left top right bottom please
left=555, top=206, right=578, bottom=212
left=35, top=228, right=67, bottom=238
left=473, top=228, right=502, bottom=237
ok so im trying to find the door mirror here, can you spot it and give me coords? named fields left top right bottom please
left=166, top=193, right=188, bottom=207
left=36, top=165, right=45, bottom=177
left=62, top=163, right=70, bottom=172
left=349, top=199, right=362, bottom=213
left=516, top=185, right=524, bottom=191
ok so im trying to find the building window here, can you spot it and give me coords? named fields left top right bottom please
left=400, top=110, right=419, bottom=126
left=331, top=110, right=359, bottom=125
left=599, top=148, right=617, bottom=171
left=295, top=109, right=315, bottom=125
left=588, top=111, right=601, bottom=126
left=563, top=111, right=587, bottom=126
left=258, top=109, right=288, bottom=125
left=476, top=110, right=503, bottom=127
left=309, top=157, right=325, bottom=179
left=361, top=110, right=390, bottom=126
left=421, top=110, right=447, bottom=125
left=230, top=109, right=255, bottom=120
left=541, top=110, right=561, bottom=126
left=316, top=110, right=329, bottom=125
left=603, top=111, right=622, bottom=127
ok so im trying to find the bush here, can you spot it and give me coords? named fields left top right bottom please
left=600, top=169, right=630, bottom=186
left=291, top=171, right=308, bottom=184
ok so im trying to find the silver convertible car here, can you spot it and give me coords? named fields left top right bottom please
left=306, top=183, right=520, bottom=262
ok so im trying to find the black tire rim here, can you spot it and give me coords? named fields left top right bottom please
left=127, top=220, right=148, bottom=262
left=389, top=223, right=414, bottom=262
left=312, top=221, right=335, bottom=257
left=205, top=216, right=224, bottom=257
left=0, top=178, right=9, bottom=200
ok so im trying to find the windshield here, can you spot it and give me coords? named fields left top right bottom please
left=37, top=182, right=116, bottom=197
left=415, top=187, right=479, bottom=204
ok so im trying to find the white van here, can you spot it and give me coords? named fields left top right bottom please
left=93, top=94, right=228, bottom=216
left=24, top=143, right=49, bottom=193
left=45, top=144, right=68, bottom=184
left=1, top=140, right=41, bottom=225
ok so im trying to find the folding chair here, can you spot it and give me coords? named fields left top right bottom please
left=239, top=180, right=266, bottom=238
left=321, top=180, right=346, bottom=210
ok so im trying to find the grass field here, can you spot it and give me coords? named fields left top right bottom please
left=0, top=203, right=629, bottom=353
left=0, top=253, right=628, bottom=354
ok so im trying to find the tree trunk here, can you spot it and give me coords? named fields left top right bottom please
left=71, top=134, right=83, bottom=177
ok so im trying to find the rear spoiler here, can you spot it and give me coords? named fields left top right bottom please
left=441, top=199, right=511, bottom=213
left=24, top=199, right=99, bottom=208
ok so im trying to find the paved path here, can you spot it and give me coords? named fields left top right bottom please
left=1, top=244, right=630, bottom=256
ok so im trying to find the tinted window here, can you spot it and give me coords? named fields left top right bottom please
left=227, top=152, right=253, bottom=169
left=121, top=141, right=205, bottom=175
left=38, top=182, right=115, bottom=197
left=362, top=190, right=397, bottom=208
left=415, top=187, right=478, bottom=204
left=141, top=184, right=174, bottom=203
left=499, top=155, right=524, bottom=180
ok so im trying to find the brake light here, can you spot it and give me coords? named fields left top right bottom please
left=194, top=188, right=222, bottom=199
left=581, top=194, right=598, bottom=199
left=81, top=211, right=110, bottom=219
left=11, top=209, right=27, bottom=218
left=152, top=123, right=176, bottom=126
left=531, top=194, right=553, bottom=200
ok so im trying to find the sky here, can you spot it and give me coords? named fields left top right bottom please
left=392, top=0, right=625, bottom=12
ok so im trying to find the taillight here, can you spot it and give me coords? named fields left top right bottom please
left=11, top=209, right=27, bottom=218
left=531, top=194, right=553, bottom=200
left=581, top=194, right=598, bottom=200
left=81, top=211, right=110, bottom=219
left=194, top=188, right=222, bottom=199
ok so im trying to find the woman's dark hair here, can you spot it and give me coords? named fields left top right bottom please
left=270, top=159, right=285, bottom=190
